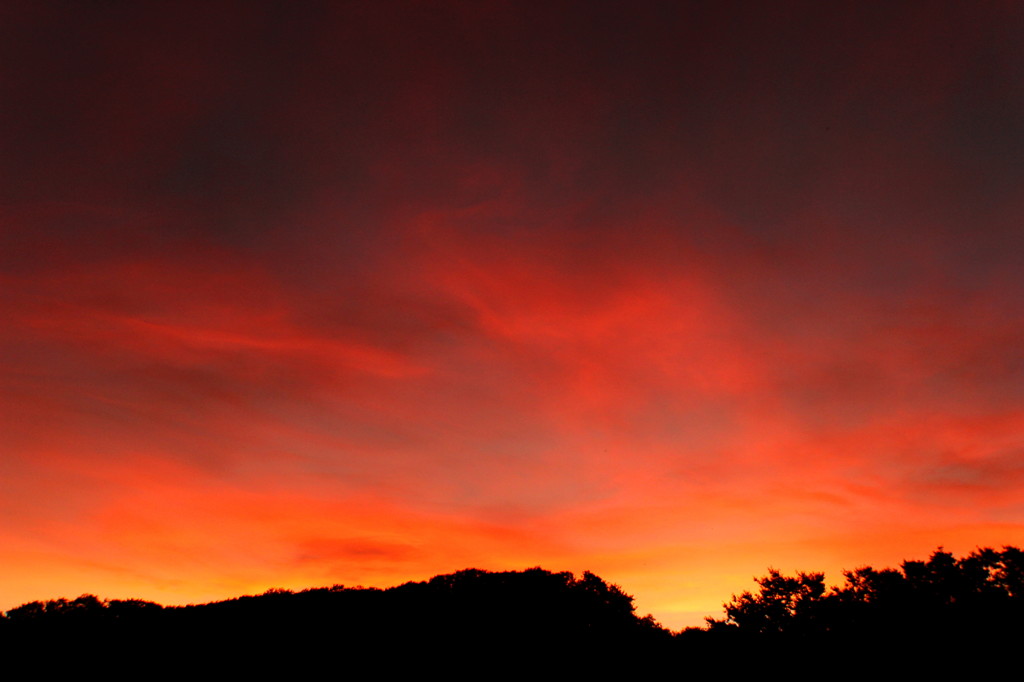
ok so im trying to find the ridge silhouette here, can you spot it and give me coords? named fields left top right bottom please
left=5, top=548, right=1023, bottom=671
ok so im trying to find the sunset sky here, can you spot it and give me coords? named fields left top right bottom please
left=2, top=1, right=1023, bottom=629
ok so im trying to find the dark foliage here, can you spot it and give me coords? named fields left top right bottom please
left=699, top=546, right=1024, bottom=670
left=705, top=546, right=1024, bottom=634
left=5, top=548, right=1023, bottom=671
left=0, top=567, right=667, bottom=672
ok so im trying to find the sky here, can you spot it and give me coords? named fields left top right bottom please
left=2, top=0, right=1023, bottom=629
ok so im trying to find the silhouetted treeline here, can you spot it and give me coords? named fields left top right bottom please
left=682, top=546, right=1024, bottom=670
left=5, top=549, right=1023, bottom=671
left=705, top=546, right=1024, bottom=635
left=0, top=568, right=668, bottom=671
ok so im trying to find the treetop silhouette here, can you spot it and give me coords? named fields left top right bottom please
left=705, top=545, right=1024, bottom=642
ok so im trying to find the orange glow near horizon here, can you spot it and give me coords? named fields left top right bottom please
left=3, top=2, right=1024, bottom=630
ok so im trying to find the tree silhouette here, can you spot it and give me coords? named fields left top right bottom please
left=706, top=545, right=1024, bottom=649
left=4, top=548, right=1024, bottom=669
left=711, top=569, right=827, bottom=634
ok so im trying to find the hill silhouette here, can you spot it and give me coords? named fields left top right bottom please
left=5, top=548, right=1024, bottom=672
left=1, top=567, right=669, bottom=672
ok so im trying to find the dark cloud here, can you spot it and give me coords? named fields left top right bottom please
left=914, top=448, right=1024, bottom=494
left=297, top=537, right=421, bottom=564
